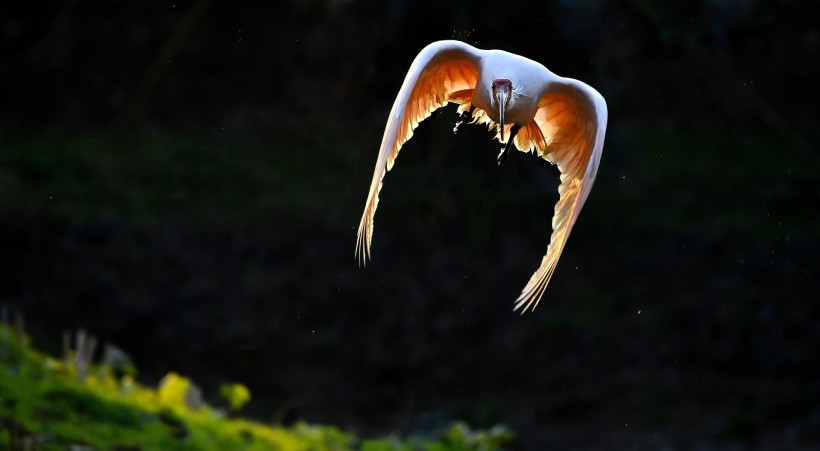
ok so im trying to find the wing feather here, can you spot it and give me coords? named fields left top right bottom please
left=356, top=41, right=481, bottom=264
left=513, top=78, right=608, bottom=313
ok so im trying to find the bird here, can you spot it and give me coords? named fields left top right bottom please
left=355, top=40, right=607, bottom=313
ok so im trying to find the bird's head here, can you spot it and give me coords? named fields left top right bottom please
left=492, top=78, right=513, bottom=142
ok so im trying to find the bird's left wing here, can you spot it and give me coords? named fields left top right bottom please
left=512, top=77, right=608, bottom=312
left=356, top=40, right=480, bottom=263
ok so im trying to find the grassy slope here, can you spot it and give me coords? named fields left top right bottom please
left=0, top=325, right=511, bottom=450
left=1, top=126, right=816, bottom=448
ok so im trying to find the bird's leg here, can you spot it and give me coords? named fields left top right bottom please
left=497, top=124, right=521, bottom=166
left=453, top=105, right=476, bottom=135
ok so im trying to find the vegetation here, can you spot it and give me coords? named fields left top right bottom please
left=0, top=323, right=512, bottom=450
left=2, top=1, right=817, bottom=447
left=1, top=124, right=817, bottom=447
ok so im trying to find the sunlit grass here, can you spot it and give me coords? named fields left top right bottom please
left=0, top=324, right=512, bottom=450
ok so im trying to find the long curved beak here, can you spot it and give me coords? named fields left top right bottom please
left=495, top=88, right=509, bottom=142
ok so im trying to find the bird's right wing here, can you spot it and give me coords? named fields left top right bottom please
left=356, top=40, right=481, bottom=264
left=512, top=77, right=608, bottom=313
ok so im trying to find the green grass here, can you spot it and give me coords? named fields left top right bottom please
left=0, top=325, right=512, bottom=450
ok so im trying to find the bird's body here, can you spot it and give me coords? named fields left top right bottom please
left=355, top=40, right=607, bottom=313
left=469, top=50, right=549, bottom=125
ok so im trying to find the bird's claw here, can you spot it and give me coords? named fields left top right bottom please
left=497, top=124, right=520, bottom=166
left=453, top=106, right=475, bottom=135
left=497, top=147, right=509, bottom=166
left=453, top=120, right=467, bottom=135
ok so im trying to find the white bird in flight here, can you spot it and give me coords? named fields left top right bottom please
left=355, top=40, right=608, bottom=313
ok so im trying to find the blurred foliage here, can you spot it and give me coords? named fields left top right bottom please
left=0, top=127, right=357, bottom=226
left=611, top=131, right=818, bottom=238
left=0, top=324, right=512, bottom=450
left=361, top=422, right=512, bottom=451
left=158, top=371, right=196, bottom=410
left=220, top=382, right=251, bottom=411
left=1, top=0, right=818, bottom=447
left=0, top=120, right=816, bottom=449
left=2, top=128, right=815, bottom=238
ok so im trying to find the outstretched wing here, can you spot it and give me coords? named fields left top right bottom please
left=512, top=78, right=608, bottom=313
left=356, top=40, right=481, bottom=264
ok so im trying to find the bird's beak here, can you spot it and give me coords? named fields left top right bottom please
left=495, top=87, right=510, bottom=142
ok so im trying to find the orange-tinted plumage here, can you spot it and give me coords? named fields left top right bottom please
left=356, top=40, right=607, bottom=313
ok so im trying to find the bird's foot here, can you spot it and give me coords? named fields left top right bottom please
left=453, top=106, right=475, bottom=135
left=497, top=125, right=520, bottom=166
left=453, top=119, right=468, bottom=135
left=497, top=147, right=509, bottom=166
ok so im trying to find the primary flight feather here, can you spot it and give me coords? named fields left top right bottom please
left=355, top=40, right=607, bottom=313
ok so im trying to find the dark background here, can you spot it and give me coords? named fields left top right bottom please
left=1, top=0, right=818, bottom=448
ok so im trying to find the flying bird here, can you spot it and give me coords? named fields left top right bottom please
left=355, top=40, right=607, bottom=313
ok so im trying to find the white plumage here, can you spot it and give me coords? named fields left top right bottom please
left=356, top=40, right=608, bottom=313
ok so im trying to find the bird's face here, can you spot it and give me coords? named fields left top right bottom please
left=492, top=78, right=513, bottom=141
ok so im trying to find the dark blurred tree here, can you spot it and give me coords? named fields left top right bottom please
left=1, top=0, right=816, bottom=148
